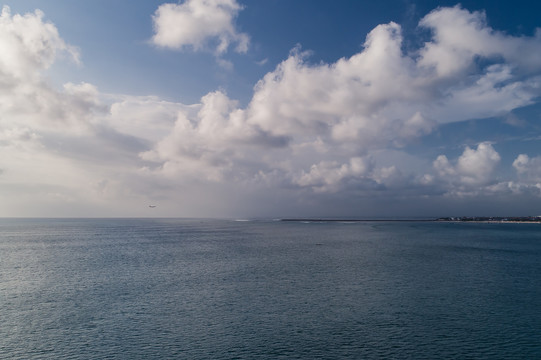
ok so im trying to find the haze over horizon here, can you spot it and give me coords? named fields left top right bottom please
left=2, top=0, right=541, bottom=218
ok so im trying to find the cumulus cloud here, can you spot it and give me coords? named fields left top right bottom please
left=0, top=6, right=79, bottom=80
left=418, top=6, right=541, bottom=77
left=294, top=157, right=375, bottom=193
left=0, top=6, right=129, bottom=215
left=512, top=154, right=541, bottom=177
left=0, top=6, right=105, bottom=134
left=509, top=154, right=541, bottom=195
left=455, top=143, right=501, bottom=185
left=5, top=5, right=541, bottom=217
left=139, top=90, right=289, bottom=181
left=245, top=6, right=541, bottom=148
left=142, top=5, right=541, bottom=197
left=151, top=0, right=249, bottom=54
left=432, top=142, right=501, bottom=195
left=108, top=95, right=197, bottom=143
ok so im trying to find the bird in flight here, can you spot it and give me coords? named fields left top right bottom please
left=148, top=205, right=157, bottom=208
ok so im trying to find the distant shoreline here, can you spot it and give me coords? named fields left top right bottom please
left=279, top=219, right=433, bottom=222
left=280, top=217, right=541, bottom=223
left=435, top=216, right=541, bottom=223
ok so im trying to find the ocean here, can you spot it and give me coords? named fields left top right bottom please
left=1, top=218, right=540, bottom=359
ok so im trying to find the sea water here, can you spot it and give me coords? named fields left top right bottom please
left=1, top=218, right=540, bottom=359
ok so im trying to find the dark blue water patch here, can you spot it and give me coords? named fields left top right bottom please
left=0, top=219, right=540, bottom=359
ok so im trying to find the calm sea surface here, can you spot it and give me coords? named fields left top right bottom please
left=1, top=218, right=540, bottom=359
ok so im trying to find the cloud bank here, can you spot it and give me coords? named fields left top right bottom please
left=143, top=6, right=541, bottom=195
left=2, top=5, right=541, bottom=217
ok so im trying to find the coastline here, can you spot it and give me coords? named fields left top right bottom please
left=279, top=217, right=541, bottom=223
left=435, top=216, right=541, bottom=223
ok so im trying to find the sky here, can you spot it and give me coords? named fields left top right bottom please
left=2, top=0, right=541, bottom=218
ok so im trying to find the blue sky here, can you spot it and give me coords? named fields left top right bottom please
left=1, top=0, right=541, bottom=218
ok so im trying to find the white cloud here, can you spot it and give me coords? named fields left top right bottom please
left=141, top=5, right=541, bottom=198
left=139, top=90, right=289, bottom=182
left=511, top=154, right=541, bottom=194
left=432, top=142, right=501, bottom=195
left=0, top=7, right=139, bottom=216
left=419, top=5, right=541, bottom=77
left=433, top=155, right=456, bottom=178
left=484, top=181, right=541, bottom=197
left=151, top=0, right=249, bottom=54
left=294, top=157, right=374, bottom=193
left=512, top=153, right=541, bottom=177
left=0, top=6, right=104, bottom=134
left=5, top=5, right=541, bottom=216
left=246, top=26, right=421, bottom=143
left=242, top=6, right=541, bottom=156
left=0, top=6, right=79, bottom=80
left=456, top=143, right=501, bottom=185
